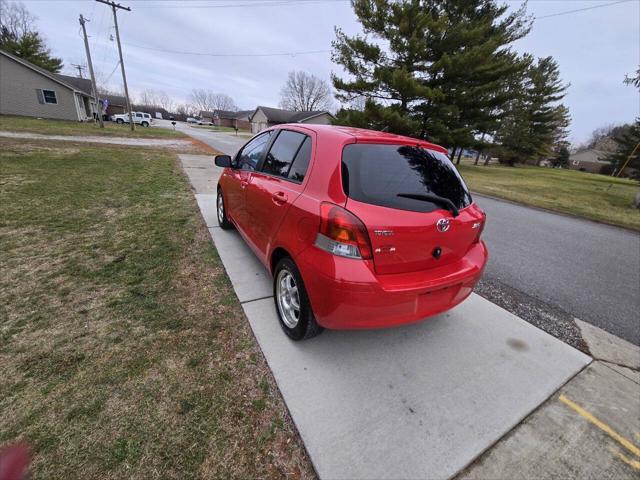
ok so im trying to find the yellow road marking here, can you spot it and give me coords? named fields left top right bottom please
left=609, top=447, right=640, bottom=471
left=558, top=394, right=640, bottom=458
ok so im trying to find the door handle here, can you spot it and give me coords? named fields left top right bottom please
left=240, top=180, right=249, bottom=189
left=272, top=191, right=288, bottom=205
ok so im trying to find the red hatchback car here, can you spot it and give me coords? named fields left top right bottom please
left=215, top=125, right=488, bottom=340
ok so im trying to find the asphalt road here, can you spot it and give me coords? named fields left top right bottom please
left=172, top=123, right=640, bottom=346
left=476, top=194, right=640, bottom=345
left=164, top=120, right=250, bottom=155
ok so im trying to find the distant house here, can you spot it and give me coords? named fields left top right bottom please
left=249, top=106, right=334, bottom=133
left=199, top=110, right=253, bottom=129
left=102, top=94, right=127, bottom=119
left=232, top=110, right=252, bottom=130
left=0, top=49, right=97, bottom=121
left=568, top=149, right=610, bottom=174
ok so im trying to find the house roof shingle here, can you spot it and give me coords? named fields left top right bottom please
left=0, top=49, right=94, bottom=98
left=54, top=74, right=93, bottom=96
left=199, top=110, right=249, bottom=119
left=253, top=106, right=332, bottom=124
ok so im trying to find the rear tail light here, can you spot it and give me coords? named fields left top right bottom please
left=473, top=212, right=486, bottom=243
left=315, top=202, right=373, bottom=259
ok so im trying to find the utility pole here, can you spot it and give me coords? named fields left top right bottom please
left=96, top=0, right=134, bottom=131
left=79, top=15, right=104, bottom=128
left=71, top=63, right=85, bottom=78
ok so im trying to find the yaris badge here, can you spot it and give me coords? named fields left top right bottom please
left=437, top=218, right=450, bottom=232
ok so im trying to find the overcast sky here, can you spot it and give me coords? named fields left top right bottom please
left=21, top=0, right=640, bottom=144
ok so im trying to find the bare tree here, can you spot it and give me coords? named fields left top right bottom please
left=586, top=124, right=620, bottom=151
left=188, top=88, right=210, bottom=113
left=210, top=93, right=237, bottom=112
left=176, top=103, right=197, bottom=117
left=188, top=89, right=237, bottom=113
left=157, top=91, right=175, bottom=113
left=279, top=71, right=333, bottom=112
left=139, top=89, right=159, bottom=108
left=0, top=0, right=36, bottom=39
left=134, top=89, right=176, bottom=113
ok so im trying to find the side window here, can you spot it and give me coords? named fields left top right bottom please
left=42, top=89, right=57, bottom=104
left=236, top=131, right=273, bottom=170
left=262, top=130, right=307, bottom=179
left=288, top=136, right=312, bottom=182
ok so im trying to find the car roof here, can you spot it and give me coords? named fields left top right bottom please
left=275, top=123, right=448, bottom=154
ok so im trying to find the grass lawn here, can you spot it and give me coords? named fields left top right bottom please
left=0, top=115, right=186, bottom=139
left=0, top=138, right=313, bottom=479
left=459, top=164, right=640, bottom=231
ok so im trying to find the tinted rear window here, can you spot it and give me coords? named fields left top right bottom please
left=341, top=144, right=472, bottom=212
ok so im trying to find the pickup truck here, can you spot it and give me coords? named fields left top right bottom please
left=111, top=111, right=153, bottom=127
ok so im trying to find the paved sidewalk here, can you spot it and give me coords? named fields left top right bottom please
left=459, top=361, right=640, bottom=479
left=178, top=155, right=605, bottom=479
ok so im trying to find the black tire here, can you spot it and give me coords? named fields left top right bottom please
left=116, top=118, right=124, bottom=124
left=273, top=257, right=323, bottom=341
left=216, top=189, right=234, bottom=230
left=141, top=121, right=149, bottom=127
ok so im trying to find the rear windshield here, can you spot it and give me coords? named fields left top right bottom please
left=341, top=144, right=472, bottom=213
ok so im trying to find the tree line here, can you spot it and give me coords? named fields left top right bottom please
left=331, top=0, right=571, bottom=165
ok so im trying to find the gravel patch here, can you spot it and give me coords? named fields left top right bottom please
left=475, top=277, right=590, bottom=354
left=0, top=130, right=192, bottom=148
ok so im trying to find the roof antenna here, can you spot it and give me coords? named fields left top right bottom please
left=381, top=125, right=389, bottom=132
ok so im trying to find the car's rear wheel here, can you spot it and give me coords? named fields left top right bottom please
left=116, top=118, right=124, bottom=124
left=274, top=257, right=322, bottom=341
left=141, top=121, right=149, bottom=127
left=216, top=189, right=233, bottom=230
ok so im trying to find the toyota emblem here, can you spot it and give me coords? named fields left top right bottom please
left=437, top=218, right=450, bottom=232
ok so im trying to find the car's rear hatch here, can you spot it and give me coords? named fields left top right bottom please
left=342, top=143, right=483, bottom=275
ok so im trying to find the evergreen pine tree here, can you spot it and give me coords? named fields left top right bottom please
left=332, top=0, right=531, bottom=153
left=495, top=56, right=570, bottom=164
left=0, top=28, right=63, bottom=72
left=604, top=119, right=640, bottom=176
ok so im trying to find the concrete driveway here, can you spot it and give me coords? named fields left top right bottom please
left=179, top=154, right=597, bottom=479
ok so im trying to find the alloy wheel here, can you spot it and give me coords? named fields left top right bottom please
left=276, top=269, right=300, bottom=328
left=217, top=192, right=224, bottom=224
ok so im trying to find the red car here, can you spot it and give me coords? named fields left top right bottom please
left=215, top=125, right=487, bottom=340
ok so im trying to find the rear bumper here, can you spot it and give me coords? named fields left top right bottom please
left=296, top=241, right=488, bottom=329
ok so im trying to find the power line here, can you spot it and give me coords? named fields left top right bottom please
left=535, top=0, right=634, bottom=19
left=103, top=60, right=121, bottom=83
left=123, top=41, right=330, bottom=57
left=133, top=0, right=347, bottom=8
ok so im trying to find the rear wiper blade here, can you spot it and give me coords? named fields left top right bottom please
left=397, top=193, right=460, bottom=217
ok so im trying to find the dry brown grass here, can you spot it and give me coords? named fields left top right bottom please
left=0, top=139, right=315, bottom=479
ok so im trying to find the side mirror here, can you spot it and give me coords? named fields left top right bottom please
left=214, top=155, right=233, bottom=168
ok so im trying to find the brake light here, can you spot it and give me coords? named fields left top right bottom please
left=473, top=212, right=486, bottom=243
left=315, top=202, right=372, bottom=259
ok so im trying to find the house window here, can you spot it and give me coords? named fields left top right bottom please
left=42, top=90, right=57, bottom=104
